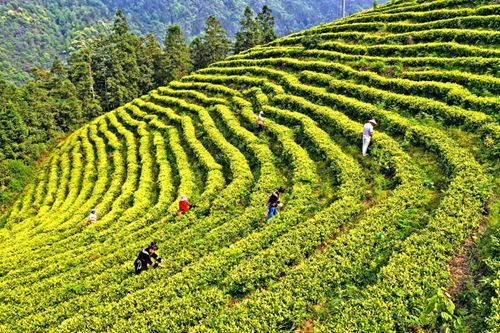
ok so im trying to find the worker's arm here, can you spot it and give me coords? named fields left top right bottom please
left=150, top=253, right=163, bottom=267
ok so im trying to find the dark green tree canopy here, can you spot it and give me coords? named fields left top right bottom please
left=234, top=6, right=262, bottom=54
left=164, top=25, right=192, bottom=83
left=190, top=36, right=205, bottom=71
left=112, top=10, right=130, bottom=37
left=0, top=0, right=381, bottom=84
left=257, top=5, right=278, bottom=44
left=192, top=16, right=231, bottom=70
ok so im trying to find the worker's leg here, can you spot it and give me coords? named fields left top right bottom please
left=266, top=206, right=277, bottom=221
left=362, top=136, right=371, bottom=156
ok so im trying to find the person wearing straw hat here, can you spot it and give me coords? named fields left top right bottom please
left=362, top=119, right=377, bottom=156
left=177, top=194, right=192, bottom=216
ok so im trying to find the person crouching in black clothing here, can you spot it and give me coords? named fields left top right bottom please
left=134, top=242, right=163, bottom=274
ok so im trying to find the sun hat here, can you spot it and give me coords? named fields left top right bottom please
left=369, top=119, right=377, bottom=124
left=180, top=195, right=188, bottom=201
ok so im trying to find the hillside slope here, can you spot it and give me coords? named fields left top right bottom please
left=0, top=0, right=499, bottom=331
left=0, top=0, right=378, bottom=83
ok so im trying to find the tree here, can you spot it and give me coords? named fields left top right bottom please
left=52, top=80, right=83, bottom=132
left=112, top=10, right=130, bottom=37
left=137, top=34, right=160, bottom=94
left=17, top=81, right=57, bottom=158
left=90, top=37, right=112, bottom=112
left=190, top=36, right=205, bottom=71
left=92, top=10, right=141, bottom=111
left=47, top=58, right=83, bottom=131
left=164, top=25, right=192, bottom=83
left=0, top=83, right=28, bottom=159
left=234, top=6, right=261, bottom=54
left=257, top=5, right=277, bottom=44
left=50, top=57, right=66, bottom=85
left=191, top=16, right=231, bottom=70
left=204, top=16, right=231, bottom=65
left=68, top=48, right=102, bottom=120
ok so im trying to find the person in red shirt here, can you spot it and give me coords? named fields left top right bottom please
left=177, top=195, right=192, bottom=216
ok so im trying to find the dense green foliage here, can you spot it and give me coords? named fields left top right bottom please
left=234, top=6, right=262, bottom=54
left=191, top=16, right=232, bottom=70
left=0, top=0, right=498, bottom=332
left=0, top=0, right=379, bottom=83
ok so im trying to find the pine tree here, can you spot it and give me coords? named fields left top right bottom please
left=90, top=38, right=112, bottom=112
left=0, top=81, right=28, bottom=159
left=50, top=57, right=66, bottom=86
left=164, top=25, right=192, bottom=83
left=234, top=6, right=261, bottom=54
left=190, top=36, right=205, bottom=71
left=18, top=80, right=58, bottom=155
left=137, top=34, right=160, bottom=94
left=50, top=79, right=84, bottom=132
left=144, top=34, right=169, bottom=87
left=112, top=10, right=130, bottom=37
left=92, top=10, right=141, bottom=111
left=46, top=58, right=83, bottom=131
left=68, top=48, right=102, bottom=120
left=191, top=16, right=231, bottom=70
left=204, top=16, right=231, bottom=65
left=257, top=5, right=277, bottom=44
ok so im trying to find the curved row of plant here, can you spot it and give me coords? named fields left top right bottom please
left=86, top=73, right=436, bottom=332
left=198, top=65, right=493, bottom=131
left=179, top=58, right=489, bottom=332
left=168, top=77, right=426, bottom=327
left=210, top=57, right=499, bottom=117
left=230, top=46, right=500, bottom=75
left=286, top=14, right=500, bottom=36
left=271, top=29, right=500, bottom=49
left=1, top=90, right=286, bottom=326
left=1, top=111, right=190, bottom=327
left=50, top=83, right=364, bottom=330
left=48, top=94, right=320, bottom=330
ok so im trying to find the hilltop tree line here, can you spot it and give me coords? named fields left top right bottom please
left=0, top=6, right=276, bottom=207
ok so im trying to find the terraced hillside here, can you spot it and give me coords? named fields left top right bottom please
left=0, top=0, right=499, bottom=331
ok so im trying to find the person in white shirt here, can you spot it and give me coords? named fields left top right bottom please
left=87, top=208, right=97, bottom=225
left=362, top=119, right=377, bottom=156
left=256, top=111, right=264, bottom=132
